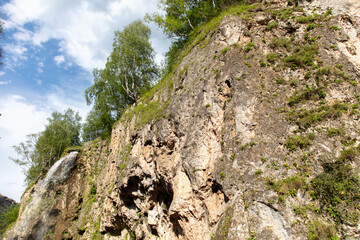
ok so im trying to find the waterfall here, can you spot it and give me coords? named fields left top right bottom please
left=4, top=152, right=79, bottom=239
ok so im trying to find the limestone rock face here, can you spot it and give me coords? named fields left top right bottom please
left=305, top=0, right=360, bottom=70
left=5, top=1, right=360, bottom=239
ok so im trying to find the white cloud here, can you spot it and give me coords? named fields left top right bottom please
left=37, top=61, right=44, bottom=73
left=2, top=0, right=169, bottom=71
left=0, top=71, right=5, bottom=76
left=3, top=43, right=28, bottom=66
left=13, top=29, right=32, bottom=42
left=35, top=79, right=42, bottom=85
left=0, top=80, right=11, bottom=85
left=3, top=43, right=27, bottom=55
left=54, top=55, right=65, bottom=65
left=0, top=91, right=91, bottom=201
left=44, top=85, right=91, bottom=119
left=0, top=95, right=49, bottom=201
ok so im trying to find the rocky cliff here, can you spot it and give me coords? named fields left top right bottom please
left=4, top=0, right=360, bottom=239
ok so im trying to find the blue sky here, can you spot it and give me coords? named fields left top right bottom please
left=0, top=0, right=170, bottom=201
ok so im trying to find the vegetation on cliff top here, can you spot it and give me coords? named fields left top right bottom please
left=11, top=108, right=81, bottom=184
left=83, top=20, right=159, bottom=141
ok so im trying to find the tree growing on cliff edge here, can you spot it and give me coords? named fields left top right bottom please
left=10, top=108, right=81, bottom=184
left=83, top=20, right=158, bottom=140
left=149, top=0, right=242, bottom=41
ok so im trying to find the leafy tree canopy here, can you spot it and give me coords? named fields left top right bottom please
left=149, top=0, right=242, bottom=41
left=83, top=20, right=158, bottom=141
left=11, top=108, right=81, bottom=184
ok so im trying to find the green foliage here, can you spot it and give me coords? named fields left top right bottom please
left=244, top=42, right=256, bottom=52
left=221, top=46, right=230, bottom=54
left=266, top=21, right=278, bottom=30
left=149, top=0, right=245, bottom=41
left=259, top=60, right=266, bottom=67
left=287, top=102, right=348, bottom=129
left=218, top=206, right=232, bottom=240
left=293, top=204, right=308, bottom=218
left=275, top=78, right=285, bottom=84
left=269, top=7, right=295, bottom=20
left=122, top=99, right=170, bottom=129
left=290, top=79, right=298, bottom=86
left=84, top=20, right=158, bottom=141
left=0, top=204, right=20, bottom=238
left=82, top=104, right=114, bottom=141
left=326, top=127, right=343, bottom=137
left=267, top=175, right=307, bottom=200
left=11, top=109, right=81, bottom=184
left=288, top=85, right=326, bottom=106
left=266, top=53, right=279, bottom=63
left=88, top=181, right=97, bottom=202
left=329, top=25, right=340, bottom=31
left=306, top=23, right=315, bottom=31
left=155, top=2, right=255, bottom=77
left=248, top=231, right=256, bottom=240
left=269, top=37, right=292, bottom=51
left=311, top=155, right=360, bottom=224
left=295, top=14, right=318, bottom=23
left=283, top=44, right=318, bottom=69
left=285, top=134, right=313, bottom=151
left=308, top=220, right=339, bottom=240
left=316, top=66, right=331, bottom=76
left=287, top=86, right=315, bottom=103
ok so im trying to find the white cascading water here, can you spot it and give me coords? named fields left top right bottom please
left=5, top=152, right=79, bottom=239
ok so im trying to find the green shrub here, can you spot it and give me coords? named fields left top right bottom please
left=329, top=25, right=340, bottom=31
left=311, top=158, right=360, bottom=224
left=267, top=175, right=307, bottom=200
left=244, top=42, right=256, bottom=52
left=266, top=21, right=279, bottom=30
left=326, top=127, right=343, bottom=137
left=245, top=62, right=252, bottom=68
left=272, top=78, right=284, bottom=85
left=221, top=47, right=230, bottom=54
left=306, top=23, right=315, bottom=31
left=266, top=53, right=279, bottom=63
left=308, top=220, right=339, bottom=240
left=285, top=134, right=313, bottom=151
left=269, top=37, right=292, bottom=51
left=287, top=102, right=348, bottom=129
left=89, top=181, right=97, bottom=196
left=259, top=60, right=267, bottom=67
left=295, top=14, right=318, bottom=23
left=288, top=86, right=326, bottom=106
left=308, top=132, right=315, bottom=140
left=317, top=66, right=331, bottom=76
left=339, top=147, right=358, bottom=162
left=283, top=44, right=318, bottom=69
left=290, top=79, right=298, bottom=86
